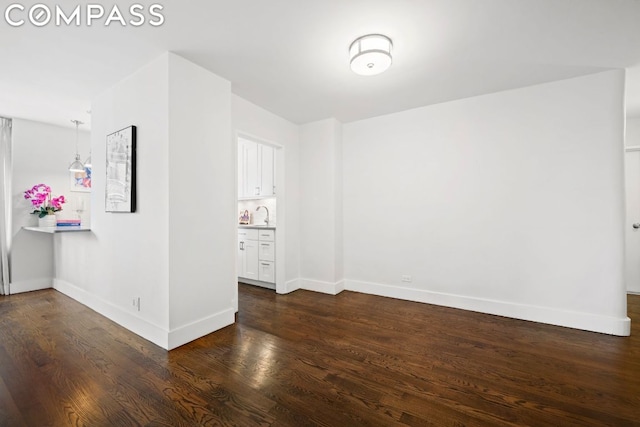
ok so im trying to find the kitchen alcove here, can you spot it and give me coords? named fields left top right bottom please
left=235, top=133, right=286, bottom=302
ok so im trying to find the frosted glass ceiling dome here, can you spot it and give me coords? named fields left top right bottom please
left=349, top=34, right=393, bottom=76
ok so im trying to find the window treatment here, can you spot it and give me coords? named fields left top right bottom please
left=0, top=117, right=11, bottom=295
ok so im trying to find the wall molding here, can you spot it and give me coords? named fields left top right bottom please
left=299, top=278, right=344, bottom=295
left=167, top=308, right=235, bottom=350
left=283, top=278, right=300, bottom=294
left=53, top=279, right=170, bottom=349
left=344, top=279, right=631, bottom=337
left=10, top=278, right=52, bottom=294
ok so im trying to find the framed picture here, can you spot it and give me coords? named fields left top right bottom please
left=105, top=125, right=136, bottom=212
left=70, top=166, right=91, bottom=192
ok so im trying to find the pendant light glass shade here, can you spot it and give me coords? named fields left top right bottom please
left=68, top=119, right=84, bottom=172
left=349, top=34, right=393, bottom=76
left=69, top=154, right=85, bottom=172
left=84, top=153, right=92, bottom=168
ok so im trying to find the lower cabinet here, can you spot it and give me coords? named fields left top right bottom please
left=258, top=261, right=275, bottom=282
left=238, top=228, right=275, bottom=285
left=238, top=229, right=259, bottom=280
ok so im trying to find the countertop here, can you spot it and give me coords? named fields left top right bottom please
left=23, top=226, right=91, bottom=234
left=238, top=224, right=276, bottom=230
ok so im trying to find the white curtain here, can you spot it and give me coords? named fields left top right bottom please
left=0, top=117, right=11, bottom=295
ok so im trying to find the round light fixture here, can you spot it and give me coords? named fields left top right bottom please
left=349, top=34, right=393, bottom=76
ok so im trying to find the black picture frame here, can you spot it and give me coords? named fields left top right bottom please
left=105, top=125, right=136, bottom=212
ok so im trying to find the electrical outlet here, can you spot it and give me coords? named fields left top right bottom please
left=401, top=275, right=412, bottom=282
left=137, top=297, right=141, bottom=312
left=132, top=297, right=141, bottom=311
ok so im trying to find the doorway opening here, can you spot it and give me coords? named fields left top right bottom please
left=235, top=133, right=286, bottom=310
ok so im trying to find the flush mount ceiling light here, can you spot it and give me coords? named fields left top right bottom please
left=349, top=34, right=393, bottom=76
left=68, top=119, right=85, bottom=172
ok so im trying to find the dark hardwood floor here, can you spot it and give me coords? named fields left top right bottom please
left=1, top=284, right=639, bottom=426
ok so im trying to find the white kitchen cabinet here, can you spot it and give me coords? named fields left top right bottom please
left=258, top=261, right=275, bottom=282
left=260, top=144, right=274, bottom=197
left=258, top=241, right=275, bottom=262
left=238, top=229, right=259, bottom=280
left=238, top=138, right=275, bottom=199
left=245, top=140, right=259, bottom=197
left=257, top=229, right=274, bottom=242
left=238, top=227, right=275, bottom=285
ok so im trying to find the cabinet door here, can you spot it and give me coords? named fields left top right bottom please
left=260, top=145, right=274, bottom=196
left=258, top=261, right=275, bottom=283
left=237, top=238, right=246, bottom=278
left=244, top=239, right=259, bottom=280
left=245, top=141, right=260, bottom=197
left=258, top=241, right=275, bottom=262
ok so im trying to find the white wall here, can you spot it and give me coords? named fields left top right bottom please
left=54, top=52, right=236, bottom=349
left=166, top=53, right=235, bottom=348
left=627, top=117, right=640, bottom=146
left=231, top=95, right=300, bottom=293
left=299, top=118, right=343, bottom=294
left=55, top=53, right=171, bottom=347
left=342, top=70, right=629, bottom=336
left=11, top=119, right=90, bottom=294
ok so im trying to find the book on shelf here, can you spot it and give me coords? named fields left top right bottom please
left=56, top=220, right=81, bottom=226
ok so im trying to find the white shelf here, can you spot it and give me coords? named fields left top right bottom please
left=23, top=226, right=91, bottom=234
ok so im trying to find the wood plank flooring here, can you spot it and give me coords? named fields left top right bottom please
left=1, top=284, right=639, bottom=426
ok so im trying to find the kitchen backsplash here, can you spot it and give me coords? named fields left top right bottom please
left=238, top=198, right=276, bottom=226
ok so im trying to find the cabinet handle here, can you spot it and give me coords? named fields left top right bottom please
left=261, top=263, right=270, bottom=266
left=273, top=186, right=276, bottom=195
left=239, top=241, right=244, bottom=250
left=255, top=186, right=260, bottom=195
left=261, top=243, right=270, bottom=246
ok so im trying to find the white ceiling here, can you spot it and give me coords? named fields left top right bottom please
left=1, top=0, right=640, bottom=129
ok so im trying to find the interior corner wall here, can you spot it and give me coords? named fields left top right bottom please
left=53, top=52, right=237, bottom=350
left=10, top=119, right=90, bottom=294
left=299, top=118, right=344, bottom=294
left=54, top=53, right=172, bottom=348
left=166, top=53, right=235, bottom=349
left=334, top=121, right=344, bottom=283
left=231, top=95, right=301, bottom=291
left=343, top=70, right=629, bottom=336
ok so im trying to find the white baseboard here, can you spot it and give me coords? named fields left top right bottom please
left=344, top=279, right=631, bottom=337
left=239, top=277, right=276, bottom=290
left=54, top=279, right=237, bottom=350
left=53, top=279, right=170, bottom=349
left=282, top=278, right=300, bottom=294
left=167, top=308, right=235, bottom=350
left=10, top=279, right=52, bottom=294
left=299, top=278, right=344, bottom=295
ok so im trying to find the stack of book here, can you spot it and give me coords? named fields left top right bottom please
left=56, top=219, right=81, bottom=227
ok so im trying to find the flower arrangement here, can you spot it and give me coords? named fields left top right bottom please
left=24, top=184, right=66, bottom=218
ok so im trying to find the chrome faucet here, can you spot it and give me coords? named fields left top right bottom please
left=256, top=205, right=269, bottom=225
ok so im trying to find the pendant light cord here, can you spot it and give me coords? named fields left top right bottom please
left=71, top=119, right=83, bottom=158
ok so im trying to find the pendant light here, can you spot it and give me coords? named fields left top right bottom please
left=84, top=151, right=92, bottom=168
left=68, top=119, right=85, bottom=172
left=349, top=34, right=393, bottom=76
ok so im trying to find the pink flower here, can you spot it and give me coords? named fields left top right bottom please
left=51, top=196, right=66, bottom=210
left=24, top=183, right=65, bottom=214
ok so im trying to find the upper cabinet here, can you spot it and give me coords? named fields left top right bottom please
left=238, top=138, right=275, bottom=199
